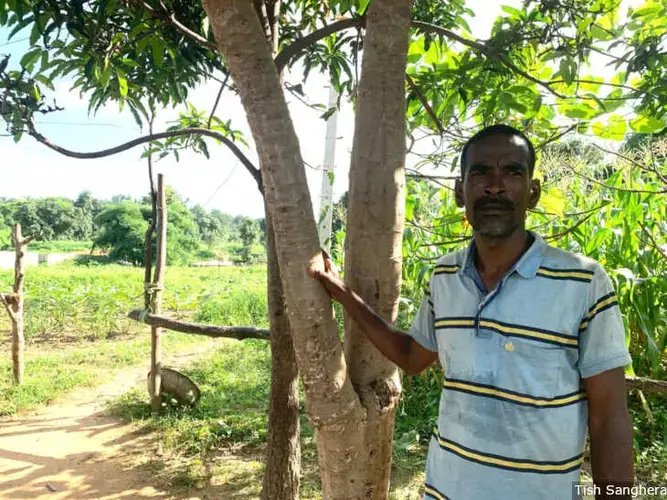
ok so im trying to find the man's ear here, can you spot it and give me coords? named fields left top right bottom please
left=455, top=179, right=465, bottom=208
left=528, top=178, right=541, bottom=209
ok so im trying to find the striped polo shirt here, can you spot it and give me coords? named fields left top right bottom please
left=409, top=232, right=632, bottom=500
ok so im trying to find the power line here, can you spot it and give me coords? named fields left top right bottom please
left=0, top=37, right=30, bottom=47
left=37, top=120, right=140, bottom=129
left=202, top=162, right=239, bottom=208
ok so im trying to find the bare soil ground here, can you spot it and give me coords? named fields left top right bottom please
left=0, top=349, right=213, bottom=500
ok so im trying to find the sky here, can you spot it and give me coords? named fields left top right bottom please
left=0, top=1, right=637, bottom=218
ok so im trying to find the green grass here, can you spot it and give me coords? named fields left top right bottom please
left=0, top=263, right=268, bottom=416
left=107, top=338, right=427, bottom=498
left=0, top=263, right=268, bottom=340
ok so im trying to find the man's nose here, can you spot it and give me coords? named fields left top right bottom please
left=484, top=169, right=506, bottom=196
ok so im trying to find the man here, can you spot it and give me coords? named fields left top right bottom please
left=309, top=124, right=634, bottom=500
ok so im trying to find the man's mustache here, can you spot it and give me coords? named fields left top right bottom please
left=474, top=197, right=515, bottom=211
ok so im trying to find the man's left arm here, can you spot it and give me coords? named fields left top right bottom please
left=577, top=264, right=635, bottom=500
left=583, top=367, right=634, bottom=499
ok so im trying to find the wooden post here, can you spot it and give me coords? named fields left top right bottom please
left=0, top=225, right=30, bottom=385
left=149, top=174, right=168, bottom=412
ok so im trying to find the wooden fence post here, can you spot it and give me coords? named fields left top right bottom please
left=0, top=224, right=31, bottom=385
left=149, top=174, right=168, bottom=412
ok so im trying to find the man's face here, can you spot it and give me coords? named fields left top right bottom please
left=455, top=134, right=540, bottom=239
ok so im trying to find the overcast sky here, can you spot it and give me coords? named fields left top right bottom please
left=0, top=0, right=636, bottom=217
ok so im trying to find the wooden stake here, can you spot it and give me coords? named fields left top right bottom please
left=11, top=224, right=25, bottom=385
left=149, top=174, right=168, bottom=412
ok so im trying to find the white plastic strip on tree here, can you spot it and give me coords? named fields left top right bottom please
left=317, top=85, right=339, bottom=253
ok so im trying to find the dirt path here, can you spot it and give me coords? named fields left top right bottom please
left=0, top=347, right=213, bottom=500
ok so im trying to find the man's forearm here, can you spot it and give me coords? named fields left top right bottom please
left=336, top=287, right=424, bottom=374
left=589, top=415, right=634, bottom=500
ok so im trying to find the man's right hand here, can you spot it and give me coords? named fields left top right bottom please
left=307, top=250, right=348, bottom=303
left=306, top=249, right=438, bottom=376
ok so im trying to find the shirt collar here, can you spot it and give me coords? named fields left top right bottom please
left=460, top=231, right=546, bottom=281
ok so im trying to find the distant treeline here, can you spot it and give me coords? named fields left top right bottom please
left=0, top=190, right=266, bottom=265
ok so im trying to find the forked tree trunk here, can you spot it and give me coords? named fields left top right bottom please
left=343, top=0, right=412, bottom=497
left=262, top=209, right=300, bottom=500
left=203, top=1, right=367, bottom=497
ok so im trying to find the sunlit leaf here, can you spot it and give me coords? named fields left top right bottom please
left=629, top=116, right=665, bottom=134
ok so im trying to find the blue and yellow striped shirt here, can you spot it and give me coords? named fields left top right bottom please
left=409, top=232, right=631, bottom=500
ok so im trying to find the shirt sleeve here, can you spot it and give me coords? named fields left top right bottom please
left=408, top=278, right=438, bottom=353
left=577, top=264, right=632, bottom=379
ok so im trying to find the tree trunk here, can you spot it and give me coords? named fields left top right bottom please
left=203, top=1, right=367, bottom=497
left=343, top=1, right=412, bottom=497
left=262, top=209, right=301, bottom=500
left=258, top=7, right=302, bottom=499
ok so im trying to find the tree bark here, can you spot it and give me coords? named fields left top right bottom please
left=203, top=1, right=367, bottom=497
left=343, top=1, right=412, bottom=497
left=262, top=209, right=301, bottom=500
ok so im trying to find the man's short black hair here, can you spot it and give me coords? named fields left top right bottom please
left=459, top=124, right=536, bottom=178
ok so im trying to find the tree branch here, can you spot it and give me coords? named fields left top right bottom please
left=536, top=124, right=578, bottom=151
left=0, top=293, right=17, bottom=322
left=625, top=376, right=667, bottom=395
left=411, top=21, right=568, bottom=100
left=207, top=72, right=230, bottom=129
left=407, top=74, right=445, bottom=136
left=26, top=120, right=262, bottom=189
left=124, top=0, right=218, bottom=52
left=275, top=17, right=364, bottom=71
left=544, top=211, right=597, bottom=241
left=19, top=235, right=36, bottom=246
left=128, top=309, right=270, bottom=341
left=274, top=17, right=580, bottom=101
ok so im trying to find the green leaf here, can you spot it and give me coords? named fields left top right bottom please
left=29, top=21, right=40, bottom=46
left=20, top=49, right=42, bottom=72
left=34, top=74, right=55, bottom=91
left=631, top=3, right=662, bottom=19
left=151, top=37, right=165, bottom=68
left=358, top=0, right=371, bottom=14
left=117, top=72, right=128, bottom=97
left=629, top=116, right=665, bottom=134
left=559, top=58, right=577, bottom=85
left=590, top=24, right=613, bottom=41
left=591, top=114, right=627, bottom=140
left=327, top=171, right=335, bottom=186
left=136, top=34, right=152, bottom=55
left=558, top=102, right=597, bottom=119
left=580, top=76, right=604, bottom=93
left=128, top=103, right=143, bottom=129
left=501, top=5, right=522, bottom=17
